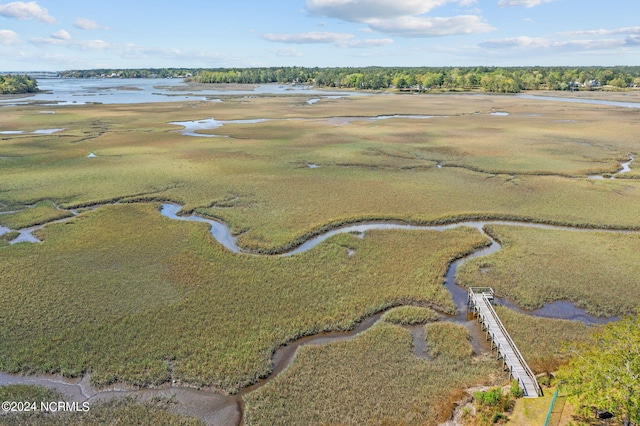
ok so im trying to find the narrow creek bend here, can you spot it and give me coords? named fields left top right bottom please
left=1, top=201, right=628, bottom=425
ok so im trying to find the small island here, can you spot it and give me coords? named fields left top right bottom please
left=0, top=74, right=39, bottom=95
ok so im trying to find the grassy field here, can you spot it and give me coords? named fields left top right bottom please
left=457, top=225, right=640, bottom=317
left=1, top=95, right=640, bottom=251
left=1, top=92, right=639, bottom=422
left=0, top=203, right=488, bottom=392
left=243, top=321, right=502, bottom=425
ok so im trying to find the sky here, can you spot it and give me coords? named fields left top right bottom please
left=0, top=0, right=638, bottom=71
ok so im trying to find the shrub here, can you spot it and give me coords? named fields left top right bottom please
left=509, top=380, right=524, bottom=398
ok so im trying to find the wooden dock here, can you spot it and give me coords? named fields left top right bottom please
left=468, top=287, right=542, bottom=398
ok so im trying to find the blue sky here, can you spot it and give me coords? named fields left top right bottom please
left=0, top=0, right=638, bottom=70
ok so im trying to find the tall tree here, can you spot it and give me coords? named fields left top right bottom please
left=558, top=313, right=640, bottom=426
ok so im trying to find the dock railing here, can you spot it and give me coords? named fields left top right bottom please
left=468, top=287, right=542, bottom=397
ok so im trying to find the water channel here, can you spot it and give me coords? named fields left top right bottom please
left=0, top=79, right=365, bottom=106
left=2, top=83, right=638, bottom=424
left=0, top=200, right=624, bottom=424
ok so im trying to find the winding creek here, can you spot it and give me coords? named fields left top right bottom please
left=0, top=198, right=628, bottom=424
left=2, top=89, right=639, bottom=424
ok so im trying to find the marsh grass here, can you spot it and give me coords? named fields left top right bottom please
left=1, top=93, right=639, bottom=416
left=0, top=396, right=204, bottom=426
left=0, top=231, right=19, bottom=246
left=0, top=203, right=488, bottom=392
left=0, top=384, right=62, bottom=402
left=494, top=307, right=594, bottom=373
left=425, top=322, right=473, bottom=360
left=457, top=225, right=640, bottom=316
left=243, top=322, right=501, bottom=426
left=2, top=97, right=640, bottom=251
left=382, top=306, right=439, bottom=325
left=0, top=200, right=73, bottom=229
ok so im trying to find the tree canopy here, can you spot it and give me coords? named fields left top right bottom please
left=58, top=66, right=640, bottom=93
left=0, top=75, right=38, bottom=94
left=558, top=313, right=640, bottom=426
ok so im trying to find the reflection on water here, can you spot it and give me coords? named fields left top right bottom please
left=588, top=155, right=634, bottom=179
left=0, top=128, right=64, bottom=135
left=168, top=117, right=270, bottom=137
left=497, top=299, right=615, bottom=324
left=517, top=93, right=640, bottom=109
left=0, top=79, right=365, bottom=106
left=169, top=115, right=439, bottom=137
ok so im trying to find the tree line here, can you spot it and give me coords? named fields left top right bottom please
left=192, top=66, right=640, bottom=93
left=59, top=68, right=195, bottom=79
left=58, top=66, right=640, bottom=93
left=0, top=75, right=39, bottom=94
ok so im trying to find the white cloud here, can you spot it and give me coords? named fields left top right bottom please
left=498, top=0, right=552, bottom=7
left=480, top=36, right=549, bottom=48
left=559, top=26, right=640, bottom=37
left=305, top=0, right=489, bottom=38
left=111, top=43, right=228, bottom=63
left=29, top=36, right=109, bottom=50
left=0, top=1, right=56, bottom=23
left=367, top=15, right=494, bottom=37
left=480, top=36, right=629, bottom=51
left=626, top=35, right=640, bottom=46
left=74, top=17, right=109, bottom=31
left=306, top=0, right=470, bottom=21
left=51, top=29, right=71, bottom=40
left=29, top=36, right=65, bottom=46
left=262, top=31, right=353, bottom=44
left=113, top=43, right=180, bottom=59
left=0, top=29, right=20, bottom=45
left=74, top=39, right=109, bottom=50
left=342, top=38, right=393, bottom=47
left=555, top=39, right=626, bottom=50
left=261, top=31, right=393, bottom=48
left=268, top=47, right=303, bottom=57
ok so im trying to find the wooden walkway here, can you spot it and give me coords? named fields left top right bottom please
left=467, top=287, right=542, bottom=398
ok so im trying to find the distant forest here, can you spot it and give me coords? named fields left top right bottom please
left=61, top=66, right=640, bottom=93
left=0, top=75, right=39, bottom=94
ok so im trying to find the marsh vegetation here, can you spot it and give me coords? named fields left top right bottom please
left=243, top=322, right=500, bottom=425
left=458, top=225, right=640, bottom=317
left=1, top=89, right=638, bottom=424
